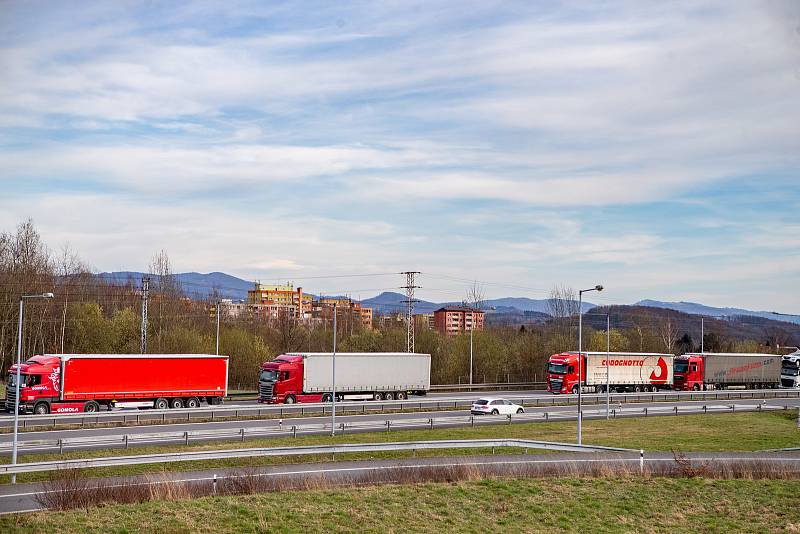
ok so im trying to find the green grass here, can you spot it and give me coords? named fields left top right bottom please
left=2, top=477, right=798, bottom=533
left=2, top=411, right=797, bottom=484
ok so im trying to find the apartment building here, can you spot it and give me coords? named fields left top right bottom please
left=247, top=282, right=312, bottom=320
left=314, top=297, right=373, bottom=328
left=433, top=306, right=485, bottom=336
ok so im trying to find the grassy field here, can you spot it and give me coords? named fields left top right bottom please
left=1, top=477, right=797, bottom=533
left=2, top=410, right=798, bottom=484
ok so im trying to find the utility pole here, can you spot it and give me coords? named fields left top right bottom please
left=215, top=299, right=221, bottom=355
left=701, top=317, right=704, bottom=354
left=400, top=272, right=420, bottom=353
left=140, top=276, right=149, bottom=354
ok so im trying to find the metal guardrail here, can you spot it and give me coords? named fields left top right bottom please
left=0, top=403, right=788, bottom=455
left=0, top=438, right=638, bottom=475
left=226, top=382, right=547, bottom=398
left=2, top=389, right=798, bottom=430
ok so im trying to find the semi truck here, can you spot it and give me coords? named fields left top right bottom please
left=258, top=352, right=431, bottom=404
left=547, top=351, right=674, bottom=394
left=672, top=353, right=781, bottom=391
left=781, top=350, right=800, bottom=389
left=5, top=353, right=229, bottom=415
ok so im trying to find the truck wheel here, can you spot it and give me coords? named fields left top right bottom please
left=34, top=402, right=50, bottom=415
left=170, top=398, right=184, bottom=409
left=84, top=401, right=100, bottom=413
left=154, top=397, right=169, bottom=410
left=692, top=384, right=700, bottom=391
left=384, top=391, right=395, bottom=401
left=397, top=391, right=407, bottom=400
left=571, top=385, right=579, bottom=394
left=283, top=395, right=296, bottom=405
left=633, top=385, right=642, bottom=393
left=373, top=392, right=383, bottom=401
left=185, top=397, right=200, bottom=408
left=321, top=393, right=332, bottom=403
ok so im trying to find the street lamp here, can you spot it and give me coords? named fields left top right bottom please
left=12, top=292, right=54, bottom=484
left=577, top=285, right=603, bottom=445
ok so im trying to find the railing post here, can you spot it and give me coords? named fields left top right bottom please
left=471, top=416, right=474, bottom=427
left=386, top=420, right=390, bottom=433
left=507, top=414, right=512, bottom=425
left=59, top=438, right=63, bottom=455
left=240, top=428, right=245, bottom=441
left=429, top=418, right=433, bottom=430
left=213, top=474, right=217, bottom=495
left=292, top=425, right=297, bottom=438
left=674, top=406, right=678, bottom=416
left=185, top=431, right=189, bottom=446
left=639, top=449, right=644, bottom=475
left=124, top=434, right=129, bottom=450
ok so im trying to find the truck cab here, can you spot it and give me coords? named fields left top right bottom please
left=781, top=351, right=800, bottom=388
left=259, top=354, right=308, bottom=404
left=547, top=352, right=582, bottom=394
left=673, top=355, right=704, bottom=391
left=5, top=355, right=61, bottom=414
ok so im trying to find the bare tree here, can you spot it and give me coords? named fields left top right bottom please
left=464, top=281, right=486, bottom=311
left=658, top=317, right=680, bottom=353
left=148, top=250, right=182, bottom=351
left=547, top=285, right=579, bottom=336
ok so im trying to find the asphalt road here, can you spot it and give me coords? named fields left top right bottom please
left=2, top=450, right=799, bottom=515
left=2, top=397, right=798, bottom=455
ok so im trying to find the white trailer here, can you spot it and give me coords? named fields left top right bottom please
left=585, top=352, right=674, bottom=392
left=301, top=352, right=431, bottom=400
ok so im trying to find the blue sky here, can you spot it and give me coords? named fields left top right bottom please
left=1, top=1, right=798, bottom=312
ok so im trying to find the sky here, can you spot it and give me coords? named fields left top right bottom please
left=0, top=0, right=798, bottom=312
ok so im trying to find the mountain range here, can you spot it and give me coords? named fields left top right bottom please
left=96, top=271, right=799, bottom=325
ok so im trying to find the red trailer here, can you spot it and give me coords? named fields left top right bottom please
left=5, top=354, right=228, bottom=415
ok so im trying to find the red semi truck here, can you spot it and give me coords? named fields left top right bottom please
left=259, top=352, right=431, bottom=404
left=672, top=352, right=781, bottom=391
left=5, top=353, right=229, bottom=415
left=547, top=351, right=674, bottom=394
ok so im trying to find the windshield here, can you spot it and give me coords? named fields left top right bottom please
left=259, top=369, right=278, bottom=382
left=674, top=362, right=689, bottom=373
left=6, top=374, right=33, bottom=388
left=548, top=363, right=568, bottom=374
left=473, top=399, right=489, bottom=405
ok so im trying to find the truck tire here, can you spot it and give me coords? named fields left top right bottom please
left=633, top=385, right=642, bottom=393
left=84, top=401, right=100, bottom=413
left=170, top=398, right=184, bottom=409
left=373, top=392, right=383, bottom=401
left=283, top=395, right=296, bottom=404
left=321, top=393, right=332, bottom=403
left=154, top=397, right=169, bottom=410
left=571, top=385, right=579, bottom=394
left=692, top=384, right=700, bottom=391
left=384, top=391, right=395, bottom=401
left=185, top=397, right=200, bottom=408
left=397, top=391, right=407, bottom=400
left=34, top=402, right=50, bottom=415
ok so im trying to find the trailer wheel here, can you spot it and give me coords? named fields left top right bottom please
left=33, top=402, right=50, bottom=415
left=633, top=385, right=642, bottom=393
left=321, top=393, right=332, bottom=403
left=170, top=398, right=184, bottom=409
left=283, top=395, right=296, bottom=405
left=373, top=392, right=383, bottom=401
left=185, top=397, right=200, bottom=409
left=397, top=391, right=408, bottom=400
left=84, top=401, right=100, bottom=413
left=154, top=397, right=169, bottom=410
left=384, top=391, right=395, bottom=401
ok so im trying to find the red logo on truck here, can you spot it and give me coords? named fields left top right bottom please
left=649, top=357, right=668, bottom=384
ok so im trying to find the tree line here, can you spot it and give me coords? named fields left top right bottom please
left=0, top=220, right=786, bottom=390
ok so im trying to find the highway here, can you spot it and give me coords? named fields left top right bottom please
left=2, top=450, right=799, bottom=515
left=2, top=396, right=797, bottom=454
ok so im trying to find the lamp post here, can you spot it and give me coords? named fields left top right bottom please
left=577, top=285, right=603, bottom=445
left=331, top=303, right=337, bottom=437
left=12, top=292, right=54, bottom=484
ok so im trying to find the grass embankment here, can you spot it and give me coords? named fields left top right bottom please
left=3, top=477, right=798, bottom=533
left=2, top=411, right=797, bottom=484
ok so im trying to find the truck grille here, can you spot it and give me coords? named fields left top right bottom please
left=549, top=379, right=562, bottom=392
left=259, top=382, right=274, bottom=402
left=4, top=387, right=16, bottom=412
left=781, top=378, right=795, bottom=388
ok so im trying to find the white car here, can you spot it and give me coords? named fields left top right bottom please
left=470, top=397, right=524, bottom=415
